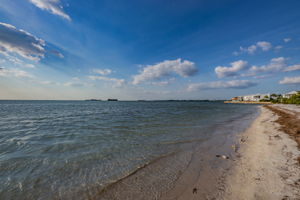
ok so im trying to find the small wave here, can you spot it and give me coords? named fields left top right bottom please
left=96, top=150, right=180, bottom=196
left=159, top=138, right=205, bottom=145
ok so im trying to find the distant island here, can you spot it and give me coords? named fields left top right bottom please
left=85, top=99, right=119, bottom=101
left=85, top=99, right=102, bottom=101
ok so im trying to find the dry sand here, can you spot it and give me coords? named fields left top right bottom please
left=224, top=105, right=300, bottom=200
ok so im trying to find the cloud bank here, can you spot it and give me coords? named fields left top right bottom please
left=248, top=57, right=286, bottom=74
left=279, top=76, right=300, bottom=84
left=132, top=59, right=197, bottom=85
left=283, top=64, right=300, bottom=72
left=0, top=22, right=45, bottom=61
left=188, top=80, right=257, bottom=91
left=29, top=0, right=71, bottom=20
left=0, top=68, right=33, bottom=78
left=217, top=57, right=300, bottom=77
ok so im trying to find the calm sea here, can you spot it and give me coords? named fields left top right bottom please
left=0, top=101, right=258, bottom=199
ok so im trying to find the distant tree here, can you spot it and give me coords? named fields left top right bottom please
left=285, top=92, right=300, bottom=104
left=271, top=93, right=277, bottom=97
left=269, top=92, right=300, bottom=104
left=275, top=92, right=300, bottom=104
left=260, top=97, right=270, bottom=102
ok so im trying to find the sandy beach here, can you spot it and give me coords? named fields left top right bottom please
left=224, top=104, right=300, bottom=200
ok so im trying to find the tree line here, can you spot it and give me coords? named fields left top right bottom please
left=260, top=92, right=300, bottom=104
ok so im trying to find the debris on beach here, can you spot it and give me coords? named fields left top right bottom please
left=241, top=138, right=247, bottom=143
left=274, top=134, right=282, bottom=139
left=269, top=134, right=282, bottom=141
left=192, top=188, right=197, bottom=194
left=216, top=155, right=230, bottom=159
left=254, top=177, right=261, bottom=181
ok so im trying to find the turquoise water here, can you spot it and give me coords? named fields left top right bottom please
left=0, top=101, right=258, bottom=199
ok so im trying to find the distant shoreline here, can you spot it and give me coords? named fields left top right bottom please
left=224, top=100, right=272, bottom=104
left=0, top=99, right=225, bottom=102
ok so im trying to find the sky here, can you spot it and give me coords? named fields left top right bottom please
left=0, top=0, right=299, bottom=100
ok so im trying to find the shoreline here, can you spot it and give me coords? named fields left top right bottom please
left=95, top=127, right=241, bottom=200
left=63, top=103, right=300, bottom=199
left=1, top=101, right=260, bottom=200
left=224, top=101, right=272, bottom=104
left=223, top=104, right=300, bottom=199
left=93, top=105, right=259, bottom=200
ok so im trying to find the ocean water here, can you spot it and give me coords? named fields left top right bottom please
left=0, top=101, right=258, bottom=199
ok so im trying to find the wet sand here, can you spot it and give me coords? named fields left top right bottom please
left=224, top=105, right=300, bottom=200
left=95, top=132, right=238, bottom=200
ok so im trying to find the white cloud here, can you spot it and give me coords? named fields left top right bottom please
left=3, top=55, right=36, bottom=68
left=63, top=77, right=92, bottom=87
left=283, top=38, right=291, bottom=43
left=237, top=41, right=272, bottom=55
left=6, top=56, right=23, bottom=65
left=24, top=64, right=36, bottom=68
left=246, top=57, right=287, bottom=75
left=274, top=45, right=283, bottom=51
left=132, top=59, right=197, bottom=85
left=0, top=68, right=33, bottom=78
left=279, top=76, right=300, bottom=84
left=28, top=0, right=71, bottom=20
left=188, top=80, right=257, bottom=91
left=283, top=64, right=300, bottom=72
left=240, top=57, right=300, bottom=77
left=215, top=60, right=248, bottom=78
left=253, top=74, right=272, bottom=79
left=93, top=68, right=112, bottom=76
left=39, top=80, right=60, bottom=85
left=151, top=81, right=170, bottom=86
left=64, top=82, right=88, bottom=87
left=240, top=45, right=257, bottom=54
left=217, top=57, right=300, bottom=78
left=151, top=78, right=175, bottom=86
left=89, top=76, right=125, bottom=87
left=256, top=41, right=272, bottom=51
left=0, top=22, right=45, bottom=61
left=50, top=50, right=64, bottom=58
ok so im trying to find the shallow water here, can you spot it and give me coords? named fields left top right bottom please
left=0, top=101, right=258, bottom=199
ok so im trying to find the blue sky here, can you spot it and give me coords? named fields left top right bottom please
left=0, top=0, right=299, bottom=100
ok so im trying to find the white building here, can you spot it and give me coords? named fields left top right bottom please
left=282, top=91, right=298, bottom=98
left=242, top=94, right=270, bottom=102
left=231, top=91, right=299, bottom=102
